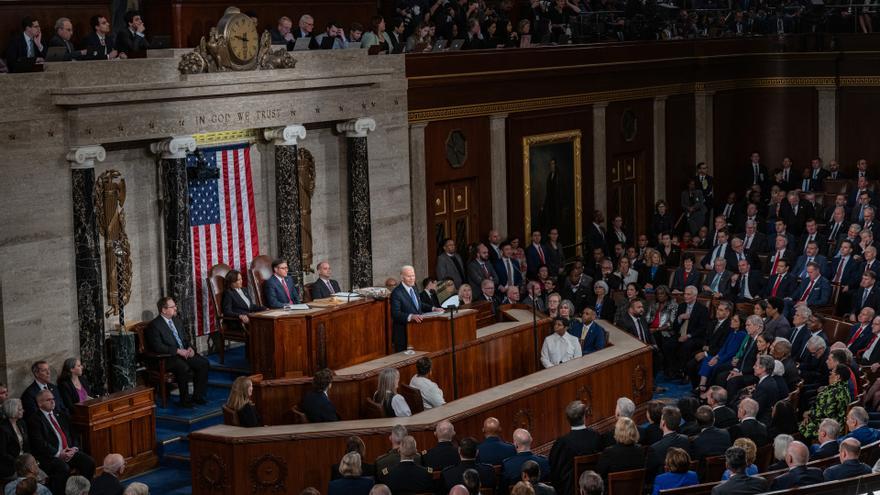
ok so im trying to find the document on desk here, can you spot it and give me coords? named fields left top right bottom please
left=333, top=292, right=363, bottom=298
left=421, top=310, right=447, bottom=318
left=283, top=304, right=311, bottom=310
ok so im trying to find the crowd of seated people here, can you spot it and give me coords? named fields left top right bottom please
left=0, top=362, right=152, bottom=494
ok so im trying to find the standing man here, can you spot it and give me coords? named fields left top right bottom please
left=390, top=265, right=436, bottom=352
left=436, top=238, right=466, bottom=288
left=526, top=230, right=548, bottom=280
left=146, top=297, right=210, bottom=407
left=310, top=261, right=341, bottom=299
left=263, top=258, right=300, bottom=308
left=467, top=243, right=499, bottom=290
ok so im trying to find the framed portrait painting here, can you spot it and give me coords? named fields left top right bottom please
left=523, top=130, right=583, bottom=255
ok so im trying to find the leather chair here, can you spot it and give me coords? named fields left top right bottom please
left=290, top=404, right=309, bottom=424
left=207, top=263, right=248, bottom=364
left=132, top=321, right=176, bottom=408
left=362, top=397, right=384, bottom=418
left=399, top=382, right=425, bottom=414
left=249, top=255, right=273, bottom=308
left=222, top=405, right=240, bottom=426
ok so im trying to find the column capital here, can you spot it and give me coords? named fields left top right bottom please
left=150, top=136, right=197, bottom=159
left=337, top=117, right=376, bottom=138
left=66, top=145, right=106, bottom=169
left=654, top=95, right=668, bottom=103
left=264, top=124, right=307, bottom=146
left=593, top=102, right=609, bottom=110
left=489, top=113, right=509, bottom=121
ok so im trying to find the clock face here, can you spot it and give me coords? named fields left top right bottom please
left=225, top=14, right=258, bottom=64
left=446, top=130, right=467, bottom=168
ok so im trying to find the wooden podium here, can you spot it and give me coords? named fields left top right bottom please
left=70, top=386, right=157, bottom=477
left=249, top=298, right=389, bottom=378
left=406, top=309, right=476, bottom=352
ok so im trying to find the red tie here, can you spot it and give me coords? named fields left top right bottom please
left=280, top=278, right=293, bottom=303
left=849, top=326, right=866, bottom=346
left=480, top=262, right=489, bottom=278
left=859, top=334, right=878, bottom=358
left=799, top=278, right=815, bottom=302
left=834, top=259, right=845, bottom=283
left=48, top=413, right=68, bottom=450
left=771, top=275, right=783, bottom=297
left=771, top=252, right=782, bottom=275
left=537, top=245, right=545, bottom=264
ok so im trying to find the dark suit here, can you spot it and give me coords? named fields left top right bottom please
left=81, top=32, right=116, bottom=60
left=666, top=302, right=710, bottom=374
left=769, top=465, right=824, bottom=490
left=423, top=441, right=459, bottom=470
left=476, top=436, right=516, bottom=466
left=825, top=256, right=862, bottom=289
left=639, top=423, right=663, bottom=446
left=21, top=381, right=66, bottom=418
left=710, top=473, right=768, bottom=495
left=796, top=233, right=830, bottom=257
left=762, top=272, right=797, bottom=299
left=89, top=472, right=124, bottom=495
left=390, top=283, right=433, bottom=352
left=701, top=244, right=739, bottom=272
left=780, top=202, right=811, bottom=237
left=269, top=28, right=295, bottom=50
left=646, top=433, right=690, bottom=478
left=823, top=459, right=872, bottom=481
left=493, top=257, right=524, bottom=288
left=57, top=378, right=90, bottom=413
left=852, top=285, right=880, bottom=316
left=48, top=34, right=84, bottom=60
left=26, top=409, right=95, bottom=494
left=5, top=32, right=47, bottom=72
left=809, top=440, right=839, bottom=460
left=549, top=428, right=602, bottom=495
left=310, top=278, right=341, bottom=300
left=588, top=224, right=607, bottom=254
left=526, top=244, right=550, bottom=280
left=300, top=390, right=340, bottom=423
left=587, top=295, right=617, bottom=322
left=728, top=418, right=769, bottom=447
left=792, top=276, right=832, bottom=305
left=0, top=419, right=29, bottom=479
left=145, top=315, right=209, bottom=403
left=221, top=289, right=263, bottom=317
left=114, top=28, right=150, bottom=54
left=596, top=443, right=645, bottom=478
left=793, top=255, right=829, bottom=280
left=712, top=405, right=738, bottom=429
left=467, top=259, right=499, bottom=290
left=502, top=452, right=550, bottom=486
left=442, top=460, right=495, bottom=492
left=617, top=313, right=656, bottom=346
left=263, top=275, right=300, bottom=308
left=385, top=460, right=434, bottom=494
left=436, top=253, right=466, bottom=288
left=690, top=427, right=731, bottom=460
left=671, top=268, right=702, bottom=292
left=752, top=375, right=783, bottom=424
left=731, top=270, right=765, bottom=302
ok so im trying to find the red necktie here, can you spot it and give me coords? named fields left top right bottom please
left=799, top=279, right=815, bottom=302
left=834, top=259, right=845, bottom=283
left=280, top=278, right=293, bottom=303
left=859, top=334, right=878, bottom=358
left=771, top=275, right=783, bottom=297
left=480, top=262, right=489, bottom=278
left=537, top=246, right=545, bottom=264
left=849, top=326, right=866, bottom=346
left=771, top=252, right=782, bottom=275
left=48, top=413, right=68, bottom=450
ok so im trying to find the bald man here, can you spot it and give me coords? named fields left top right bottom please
left=769, top=441, right=824, bottom=490
left=477, top=417, right=516, bottom=465
left=90, top=453, right=125, bottom=495
left=823, top=438, right=872, bottom=481
left=423, top=420, right=458, bottom=470
left=502, top=429, right=551, bottom=487
left=390, top=265, right=436, bottom=352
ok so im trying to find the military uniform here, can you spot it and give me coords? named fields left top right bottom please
left=423, top=440, right=459, bottom=470
left=385, top=460, right=435, bottom=494
left=375, top=448, right=423, bottom=482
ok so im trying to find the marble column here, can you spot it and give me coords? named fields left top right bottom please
left=337, top=118, right=377, bottom=288
left=264, top=125, right=307, bottom=291
left=151, top=136, right=198, bottom=344
left=695, top=90, right=715, bottom=172
left=68, top=145, right=108, bottom=395
left=817, top=88, right=837, bottom=163
left=653, top=97, right=667, bottom=202
left=489, top=114, right=509, bottom=236
left=408, top=122, right=429, bottom=279
left=592, top=103, right=608, bottom=212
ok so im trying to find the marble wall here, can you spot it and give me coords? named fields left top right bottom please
left=0, top=50, right=411, bottom=391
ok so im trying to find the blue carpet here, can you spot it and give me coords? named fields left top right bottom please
left=125, top=466, right=191, bottom=494
left=653, top=371, right=696, bottom=402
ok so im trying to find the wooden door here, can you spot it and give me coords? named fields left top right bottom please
left=430, top=178, right=479, bottom=277
left=607, top=152, right=650, bottom=239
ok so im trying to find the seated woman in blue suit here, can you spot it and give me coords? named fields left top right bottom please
left=222, top=270, right=266, bottom=329
left=696, top=310, right=747, bottom=393
left=652, top=447, right=699, bottom=495
left=568, top=306, right=606, bottom=355
left=328, top=452, right=374, bottom=495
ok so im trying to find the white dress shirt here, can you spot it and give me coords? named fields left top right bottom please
left=409, top=375, right=446, bottom=409
left=391, top=394, right=412, bottom=417
left=540, top=332, right=581, bottom=368
left=41, top=410, right=64, bottom=457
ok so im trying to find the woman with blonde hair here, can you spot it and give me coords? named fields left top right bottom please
left=328, top=452, right=374, bottom=495
left=225, top=376, right=260, bottom=427
left=596, top=417, right=645, bottom=479
left=458, top=283, right=474, bottom=306
left=721, top=437, right=758, bottom=479
left=372, top=368, right=411, bottom=417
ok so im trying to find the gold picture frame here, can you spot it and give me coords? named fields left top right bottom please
left=523, top=130, right=583, bottom=255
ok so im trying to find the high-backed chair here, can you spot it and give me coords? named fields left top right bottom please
left=399, top=382, right=425, bottom=414
left=573, top=453, right=601, bottom=494
left=207, top=263, right=249, bottom=364
left=703, top=454, right=726, bottom=482
left=607, top=468, right=645, bottom=495
left=132, top=321, right=176, bottom=408
left=249, top=255, right=273, bottom=308
left=362, top=397, right=385, bottom=419
left=290, top=404, right=309, bottom=424
left=222, top=405, right=240, bottom=426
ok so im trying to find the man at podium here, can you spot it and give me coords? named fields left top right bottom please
left=264, top=259, right=301, bottom=308
left=391, top=265, right=437, bottom=352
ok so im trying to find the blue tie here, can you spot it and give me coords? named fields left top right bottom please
left=409, top=287, right=421, bottom=313
left=167, top=319, right=184, bottom=348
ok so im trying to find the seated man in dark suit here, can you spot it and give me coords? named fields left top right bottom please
left=442, top=437, right=495, bottom=492
left=26, top=390, right=95, bottom=495
left=762, top=259, right=797, bottom=300
left=707, top=386, right=738, bottom=429
left=21, top=360, right=66, bottom=418
left=646, top=406, right=690, bottom=479
left=769, top=441, right=824, bottom=490
left=145, top=297, right=210, bottom=407
left=549, top=401, right=602, bottom=495
left=89, top=453, right=125, bottom=495
left=639, top=400, right=664, bottom=446
left=385, top=435, right=434, bottom=494
left=502, top=429, right=551, bottom=487
left=823, top=438, right=872, bottom=481
left=710, top=447, right=768, bottom=495
left=48, top=18, right=85, bottom=61
left=299, top=368, right=340, bottom=423
left=423, top=420, right=459, bottom=471
left=81, top=15, right=122, bottom=60
left=390, top=265, right=435, bottom=352
left=751, top=355, right=783, bottom=425
left=263, top=258, right=301, bottom=308
left=476, top=417, right=516, bottom=466
left=269, top=16, right=296, bottom=50
left=6, top=16, right=47, bottom=73
left=520, top=460, right=555, bottom=495
left=690, top=405, right=732, bottom=461
left=114, top=10, right=151, bottom=56
left=810, top=418, right=841, bottom=460
left=310, top=260, right=342, bottom=299
left=728, top=398, right=769, bottom=447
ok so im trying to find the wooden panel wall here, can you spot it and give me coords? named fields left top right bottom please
left=838, top=88, right=880, bottom=175
left=665, top=94, right=696, bottom=220
left=505, top=108, right=594, bottom=247
left=605, top=99, right=655, bottom=238
left=712, top=88, right=818, bottom=204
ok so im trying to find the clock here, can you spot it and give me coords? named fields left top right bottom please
left=217, top=7, right=259, bottom=69
left=445, top=130, right=467, bottom=168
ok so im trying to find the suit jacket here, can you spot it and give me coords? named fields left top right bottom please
left=762, top=272, right=798, bottom=299
left=825, top=256, right=862, bottom=289
left=823, top=459, right=872, bottom=481
left=300, top=390, right=340, bottom=423
left=780, top=201, right=811, bottom=236
left=442, top=460, right=495, bottom=492
left=690, top=427, right=732, bottom=460
left=863, top=258, right=880, bottom=275
left=310, top=278, right=342, bottom=300
left=706, top=319, right=732, bottom=356
left=639, top=423, right=663, bottom=447
left=671, top=268, right=702, bottom=292
left=703, top=270, right=732, bottom=297
left=502, top=452, right=551, bottom=486
left=809, top=440, right=839, bottom=460
left=596, top=443, right=645, bottom=478
left=467, top=259, right=499, bottom=290
left=796, top=233, right=830, bottom=257
left=766, top=248, right=796, bottom=273
left=81, top=32, right=116, bottom=60
left=701, top=244, right=739, bottom=272
left=525, top=244, right=550, bottom=279
left=588, top=224, right=607, bottom=254
left=789, top=325, right=811, bottom=361
left=26, top=409, right=77, bottom=464
left=89, top=472, right=124, bottom=495
left=21, top=381, right=66, bottom=418
left=146, top=315, right=191, bottom=354
left=672, top=302, right=710, bottom=348
left=493, top=257, right=524, bottom=288
left=740, top=232, right=769, bottom=255
left=793, top=254, right=829, bottom=279
left=423, top=441, right=459, bottom=471
left=390, top=283, right=433, bottom=351
left=752, top=376, right=783, bottom=424
left=0, top=419, right=29, bottom=478
left=769, top=465, right=824, bottom=490
left=728, top=418, right=769, bottom=447
left=712, top=406, right=738, bottom=429
left=764, top=315, right=791, bottom=340
left=5, top=32, right=47, bottom=72
left=792, top=276, right=832, bottom=305
left=47, top=34, right=83, bottom=60
left=222, top=289, right=263, bottom=316
left=385, top=461, right=434, bottom=494
left=647, top=433, right=690, bottom=478
left=57, top=377, right=90, bottom=413
left=476, top=436, right=516, bottom=466
left=710, top=473, right=768, bottom=495
left=617, top=313, right=656, bottom=346
left=549, top=428, right=602, bottom=495
left=731, top=271, right=765, bottom=302
left=587, top=294, right=617, bottom=322
left=263, top=275, right=300, bottom=308
left=436, top=253, right=466, bottom=287
left=419, top=288, right=441, bottom=309
left=114, top=29, right=150, bottom=54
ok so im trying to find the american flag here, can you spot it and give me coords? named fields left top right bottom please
left=188, top=143, right=260, bottom=336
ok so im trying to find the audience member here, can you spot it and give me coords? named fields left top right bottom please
left=596, top=417, right=645, bottom=479
left=48, top=18, right=85, bottom=61
left=6, top=17, right=46, bottom=73
left=376, top=425, right=421, bottom=479
left=541, top=317, right=580, bottom=368
left=690, top=405, right=732, bottom=461
left=501, top=429, right=550, bottom=487
left=225, top=376, right=261, bottom=427
left=82, top=15, right=122, bottom=60
left=372, top=368, right=411, bottom=418
left=328, top=452, right=374, bottom=495
left=21, top=361, right=66, bottom=417
left=520, top=460, right=553, bottom=495
left=811, top=418, right=841, bottom=460
left=728, top=398, right=769, bottom=447
left=841, top=406, right=880, bottom=444
left=270, top=16, right=295, bottom=49
left=115, top=10, right=150, bottom=56
left=476, top=417, right=516, bottom=465
left=89, top=453, right=124, bottom=495
left=146, top=297, right=209, bottom=408
left=441, top=437, right=494, bottom=492
left=800, top=363, right=851, bottom=440
left=64, top=475, right=89, bottom=495
left=1, top=399, right=29, bottom=480
left=707, top=386, right=737, bottom=428
left=409, top=357, right=445, bottom=409
left=823, top=438, right=872, bottom=481
left=56, top=359, right=90, bottom=414
left=331, top=436, right=375, bottom=480
left=549, top=401, right=601, bottom=495
left=711, top=446, right=767, bottom=495
left=3, top=455, right=49, bottom=495
left=651, top=447, right=698, bottom=495
left=722, top=438, right=759, bottom=480
left=423, top=420, right=458, bottom=470
left=578, top=470, right=603, bottom=495
left=301, top=369, right=340, bottom=423
left=769, top=441, right=823, bottom=490
left=385, top=436, right=433, bottom=494
left=120, top=483, right=148, bottom=495
left=646, top=406, right=690, bottom=478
